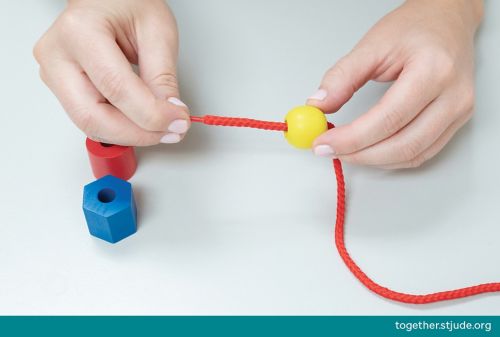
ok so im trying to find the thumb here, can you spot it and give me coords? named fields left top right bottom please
left=306, top=49, right=379, bottom=113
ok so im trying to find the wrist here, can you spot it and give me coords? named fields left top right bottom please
left=453, top=0, right=484, bottom=28
left=405, top=0, right=484, bottom=29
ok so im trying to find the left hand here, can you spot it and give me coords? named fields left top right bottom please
left=308, top=0, right=483, bottom=169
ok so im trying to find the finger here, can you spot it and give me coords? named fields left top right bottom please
left=40, top=60, right=170, bottom=146
left=135, top=12, right=191, bottom=135
left=313, top=64, right=441, bottom=157
left=378, top=112, right=472, bottom=169
left=306, top=48, right=380, bottom=113
left=68, top=32, right=189, bottom=133
left=337, top=98, right=455, bottom=166
left=136, top=7, right=179, bottom=99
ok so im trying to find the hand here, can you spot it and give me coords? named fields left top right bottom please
left=308, top=0, right=483, bottom=169
left=34, top=0, right=190, bottom=146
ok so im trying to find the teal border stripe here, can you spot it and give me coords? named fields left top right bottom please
left=0, top=316, right=496, bottom=337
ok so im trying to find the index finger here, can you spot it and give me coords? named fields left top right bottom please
left=314, top=64, right=441, bottom=155
left=69, top=33, right=188, bottom=132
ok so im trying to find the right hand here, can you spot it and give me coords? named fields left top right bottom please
left=34, top=0, right=190, bottom=146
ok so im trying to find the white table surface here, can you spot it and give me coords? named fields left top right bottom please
left=0, top=0, right=499, bottom=315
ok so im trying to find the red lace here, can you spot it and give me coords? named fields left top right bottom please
left=191, top=115, right=500, bottom=304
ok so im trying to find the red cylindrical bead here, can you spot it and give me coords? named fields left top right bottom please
left=85, top=138, right=137, bottom=181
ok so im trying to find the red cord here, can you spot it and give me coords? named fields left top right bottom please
left=191, top=114, right=500, bottom=304
left=331, top=158, right=500, bottom=304
left=190, top=115, right=287, bottom=131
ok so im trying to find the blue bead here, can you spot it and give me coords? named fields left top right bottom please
left=82, top=175, right=137, bottom=243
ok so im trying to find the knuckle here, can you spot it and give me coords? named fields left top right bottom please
left=71, top=107, right=96, bottom=137
left=381, top=106, right=405, bottom=136
left=33, top=40, right=45, bottom=64
left=400, top=139, right=423, bottom=162
left=98, top=69, right=125, bottom=102
left=33, top=33, right=53, bottom=65
left=432, top=51, right=456, bottom=83
left=328, top=58, right=356, bottom=95
left=415, top=49, right=456, bottom=85
left=327, top=61, right=350, bottom=87
left=149, top=72, right=178, bottom=92
left=57, top=11, right=85, bottom=37
left=330, top=57, right=349, bottom=78
left=33, top=10, right=87, bottom=64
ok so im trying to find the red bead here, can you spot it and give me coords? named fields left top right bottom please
left=85, top=138, right=137, bottom=181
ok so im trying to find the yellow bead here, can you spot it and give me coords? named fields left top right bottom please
left=284, top=105, right=327, bottom=149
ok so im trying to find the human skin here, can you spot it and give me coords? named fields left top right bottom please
left=308, top=0, right=484, bottom=169
left=34, top=0, right=189, bottom=146
left=35, top=0, right=484, bottom=168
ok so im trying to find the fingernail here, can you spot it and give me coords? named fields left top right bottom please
left=168, top=119, right=189, bottom=133
left=313, top=144, right=336, bottom=157
left=167, top=97, right=188, bottom=107
left=160, top=133, right=181, bottom=144
left=308, top=89, right=327, bottom=101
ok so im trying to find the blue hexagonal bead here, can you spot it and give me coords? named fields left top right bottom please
left=82, top=175, right=137, bottom=243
